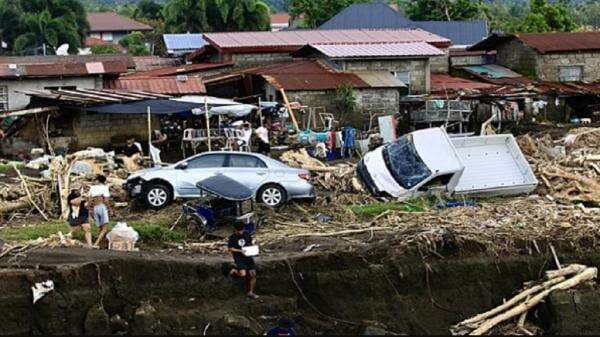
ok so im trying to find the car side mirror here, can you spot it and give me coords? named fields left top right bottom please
left=177, top=162, right=188, bottom=170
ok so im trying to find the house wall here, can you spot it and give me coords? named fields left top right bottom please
left=536, top=52, right=600, bottom=82
left=0, top=76, right=102, bottom=112
left=285, top=87, right=400, bottom=128
left=231, top=52, right=293, bottom=68
left=73, top=111, right=159, bottom=149
left=495, top=39, right=539, bottom=78
left=335, top=59, right=430, bottom=94
left=88, top=31, right=130, bottom=44
left=429, top=48, right=449, bottom=73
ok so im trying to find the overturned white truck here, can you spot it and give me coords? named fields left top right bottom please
left=357, top=128, right=538, bottom=199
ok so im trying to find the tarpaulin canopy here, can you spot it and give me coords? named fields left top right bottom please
left=196, top=175, right=254, bottom=201
left=175, top=95, right=256, bottom=118
left=86, top=99, right=204, bottom=116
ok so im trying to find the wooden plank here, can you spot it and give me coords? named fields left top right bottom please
left=280, top=88, right=300, bottom=132
left=54, top=89, right=123, bottom=102
left=0, top=106, right=58, bottom=118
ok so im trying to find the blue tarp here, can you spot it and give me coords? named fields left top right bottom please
left=86, top=99, right=204, bottom=116
left=196, top=175, right=254, bottom=201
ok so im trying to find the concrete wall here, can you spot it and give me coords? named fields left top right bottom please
left=429, top=48, right=449, bottom=73
left=0, top=76, right=102, bottom=111
left=231, top=53, right=293, bottom=68
left=536, top=52, right=600, bottom=82
left=495, top=39, right=540, bottom=78
left=285, top=87, right=400, bottom=128
left=74, top=111, right=159, bottom=149
left=335, top=59, right=430, bottom=94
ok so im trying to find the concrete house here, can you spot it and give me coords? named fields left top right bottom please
left=293, top=42, right=445, bottom=94
left=0, top=55, right=132, bottom=113
left=468, top=32, right=600, bottom=82
left=87, top=12, right=153, bottom=44
left=189, top=28, right=450, bottom=71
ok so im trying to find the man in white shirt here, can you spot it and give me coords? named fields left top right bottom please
left=255, top=123, right=270, bottom=155
left=237, top=123, right=252, bottom=151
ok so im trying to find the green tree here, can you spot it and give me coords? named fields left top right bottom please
left=13, top=10, right=81, bottom=54
left=0, top=0, right=20, bottom=54
left=333, top=83, right=356, bottom=125
left=134, top=0, right=164, bottom=21
left=208, top=0, right=270, bottom=31
left=515, top=0, right=577, bottom=32
left=290, top=0, right=367, bottom=28
left=119, top=31, right=150, bottom=56
left=405, top=0, right=489, bottom=21
left=163, top=0, right=209, bottom=33
left=90, top=44, right=120, bottom=55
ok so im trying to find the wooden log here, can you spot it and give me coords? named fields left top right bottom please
left=12, top=164, right=48, bottom=221
left=287, top=226, right=390, bottom=239
left=545, top=264, right=587, bottom=280
left=0, top=197, right=30, bottom=214
left=470, top=268, right=597, bottom=335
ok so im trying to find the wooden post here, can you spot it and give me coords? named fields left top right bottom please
left=258, top=97, right=263, bottom=127
left=147, top=106, right=152, bottom=146
left=205, top=96, right=211, bottom=152
left=280, top=88, right=299, bottom=132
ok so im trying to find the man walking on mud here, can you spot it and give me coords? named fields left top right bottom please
left=227, top=223, right=259, bottom=299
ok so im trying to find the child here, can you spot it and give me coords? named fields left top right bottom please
left=67, top=183, right=93, bottom=247
left=90, top=175, right=111, bottom=248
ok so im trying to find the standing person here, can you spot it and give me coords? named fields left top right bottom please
left=255, top=122, right=270, bottom=156
left=67, top=184, right=93, bottom=247
left=227, top=222, right=259, bottom=299
left=91, top=175, right=111, bottom=248
left=237, top=122, right=253, bottom=151
left=266, top=316, right=297, bottom=336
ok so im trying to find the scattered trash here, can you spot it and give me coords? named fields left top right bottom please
left=303, top=244, right=320, bottom=253
left=32, top=280, right=54, bottom=304
left=106, top=222, right=139, bottom=251
left=436, top=200, right=475, bottom=209
left=315, top=213, right=331, bottom=223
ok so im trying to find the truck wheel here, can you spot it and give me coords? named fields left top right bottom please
left=144, top=182, right=172, bottom=209
left=258, top=185, right=286, bottom=208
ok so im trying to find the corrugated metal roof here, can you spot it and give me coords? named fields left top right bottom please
left=203, top=29, right=451, bottom=52
left=354, top=71, right=406, bottom=88
left=431, top=74, right=497, bottom=92
left=110, top=77, right=206, bottom=95
left=163, top=34, right=207, bottom=53
left=270, top=13, right=290, bottom=25
left=126, top=62, right=233, bottom=78
left=88, top=12, right=152, bottom=32
left=319, top=2, right=412, bottom=30
left=462, top=64, right=522, bottom=79
left=0, top=59, right=129, bottom=78
left=305, top=42, right=444, bottom=58
left=516, top=32, right=600, bottom=53
left=317, top=2, right=488, bottom=46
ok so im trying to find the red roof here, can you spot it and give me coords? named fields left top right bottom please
left=203, top=28, right=451, bottom=53
left=270, top=13, right=290, bottom=25
left=125, top=62, right=233, bottom=78
left=431, top=74, right=497, bottom=93
left=85, top=37, right=126, bottom=52
left=88, top=12, right=152, bottom=32
left=109, top=77, right=206, bottom=95
left=516, top=32, right=600, bottom=54
left=0, top=56, right=131, bottom=78
left=244, top=59, right=369, bottom=90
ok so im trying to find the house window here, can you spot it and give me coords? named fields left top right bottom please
left=101, top=32, right=113, bottom=42
left=0, top=86, right=8, bottom=112
left=559, top=66, right=583, bottom=82
left=393, top=71, right=411, bottom=93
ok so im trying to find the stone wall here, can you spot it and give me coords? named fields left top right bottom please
left=429, top=48, right=450, bottom=73
left=286, top=87, right=399, bottom=128
left=496, top=39, right=540, bottom=78
left=336, top=59, right=430, bottom=94
left=73, top=111, right=159, bottom=149
left=536, top=52, right=600, bottom=82
left=231, top=53, right=293, bottom=68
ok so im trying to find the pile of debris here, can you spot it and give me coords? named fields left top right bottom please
left=0, top=147, right=128, bottom=222
left=518, top=127, right=600, bottom=206
left=0, top=231, right=83, bottom=260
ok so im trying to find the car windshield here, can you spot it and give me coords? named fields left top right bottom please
left=382, top=135, right=431, bottom=189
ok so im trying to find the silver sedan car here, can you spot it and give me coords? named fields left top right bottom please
left=124, top=152, right=315, bottom=209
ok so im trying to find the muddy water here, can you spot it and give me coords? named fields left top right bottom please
left=1, top=248, right=599, bottom=335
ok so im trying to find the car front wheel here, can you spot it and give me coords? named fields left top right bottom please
left=258, top=185, right=286, bottom=208
left=144, top=182, right=172, bottom=209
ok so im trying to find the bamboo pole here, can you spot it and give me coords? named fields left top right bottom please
left=205, top=96, right=211, bottom=152
left=280, top=88, right=299, bottom=132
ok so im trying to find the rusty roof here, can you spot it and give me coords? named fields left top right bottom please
left=125, top=62, right=233, bottom=78
left=470, top=32, right=600, bottom=54
left=242, top=59, right=370, bottom=90
left=295, top=41, right=444, bottom=59
left=354, top=71, right=406, bottom=88
left=109, top=77, right=206, bottom=95
left=203, top=28, right=451, bottom=53
left=431, top=74, right=497, bottom=93
left=0, top=56, right=130, bottom=79
left=270, top=13, right=290, bottom=25
left=88, top=12, right=152, bottom=32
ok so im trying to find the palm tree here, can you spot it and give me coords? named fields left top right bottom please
left=0, top=1, right=20, bottom=54
left=13, top=10, right=80, bottom=54
left=209, top=0, right=270, bottom=31
left=164, top=0, right=209, bottom=33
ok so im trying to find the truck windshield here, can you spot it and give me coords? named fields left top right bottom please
left=382, top=135, right=431, bottom=189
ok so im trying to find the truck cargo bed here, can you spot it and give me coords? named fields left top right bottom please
left=451, top=135, right=538, bottom=196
